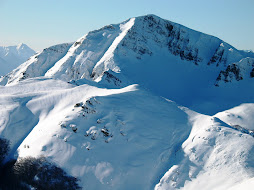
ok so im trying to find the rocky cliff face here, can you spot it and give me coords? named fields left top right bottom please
left=215, top=57, right=254, bottom=86
left=1, top=15, right=254, bottom=114
left=115, top=15, right=208, bottom=66
left=117, top=15, right=250, bottom=68
left=1, top=15, right=254, bottom=190
left=2, top=15, right=253, bottom=87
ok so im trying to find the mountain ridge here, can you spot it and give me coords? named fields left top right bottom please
left=2, top=15, right=254, bottom=86
left=0, top=43, right=35, bottom=76
left=1, top=14, right=254, bottom=190
left=1, top=15, right=254, bottom=114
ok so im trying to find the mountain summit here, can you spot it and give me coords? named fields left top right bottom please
left=1, top=15, right=253, bottom=113
left=0, top=43, right=35, bottom=76
left=0, top=15, right=254, bottom=190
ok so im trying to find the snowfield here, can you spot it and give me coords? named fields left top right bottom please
left=0, top=78, right=192, bottom=189
left=156, top=107, right=254, bottom=190
left=1, top=78, right=253, bottom=189
left=0, top=14, right=254, bottom=189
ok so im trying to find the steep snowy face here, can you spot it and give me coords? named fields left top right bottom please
left=0, top=19, right=135, bottom=85
left=0, top=43, right=35, bottom=76
left=91, top=14, right=253, bottom=80
left=1, top=15, right=254, bottom=114
left=0, top=43, right=72, bottom=85
left=215, top=57, right=254, bottom=86
left=44, top=20, right=135, bottom=81
left=16, top=43, right=35, bottom=59
left=0, top=14, right=254, bottom=190
left=3, top=15, right=253, bottom=86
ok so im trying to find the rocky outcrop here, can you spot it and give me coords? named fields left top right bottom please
left=121, top=15, right=203, bottom=65
left=166, top=23, right=202, bottom=65
left=1, top=15, right=254, bottom=87
left=102, top=71, right=122, bottom=86
left=250, top=68, right=254, bottom=78
left=208, top=44, right=228, bottom=67
left=215, top=63, right=242, bottom=86
left=215, top=57, right=254, bottom=86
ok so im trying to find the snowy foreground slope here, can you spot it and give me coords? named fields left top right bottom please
left=0, top=78, right=253, bottom=190
left=0, top=43, right=35, bottom=76
left=0, top=15, right=254, bottom=189
left=0, top=79, right=192, bottom=189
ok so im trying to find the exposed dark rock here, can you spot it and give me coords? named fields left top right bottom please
left=215, top=63, right=243, bottom=86
left=208, top=46, right=227, bottom=67
left=20, top=72, right=29, bottom=80
left=91, top=135, right=96, bottom=140
left=103, top=71, right=122, bottom=86
left=90, top=72, right=96, bottom=78
left=101, top=128, right=110, bottom=137
left=74, top=103, right=82, bottom=107
left=91, top=24, right=115, bottom=34
left=74, top=41, right=81, bottom=47
left=72, top=127, right=77, bottom=133
left=86, top=100, right=93, bottom=106
left=250, top=68, right=254, bottom=78
left=166, top=26, right=201, bottom=65
left=81, top=105, right=96, bottom=114
left=166, top=24, right=174, bottom=34
left=231, top=125, right=254, bottom=137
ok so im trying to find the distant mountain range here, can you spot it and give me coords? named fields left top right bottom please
left=0, top=43, right=35, bottom=76
left=0, top=15, right=254, bottom=190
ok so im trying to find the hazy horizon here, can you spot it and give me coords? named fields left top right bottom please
left=0, top=0, right=253, bottom=51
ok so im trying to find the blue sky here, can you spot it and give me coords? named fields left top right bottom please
left=0, top=0, right=253, bottom=51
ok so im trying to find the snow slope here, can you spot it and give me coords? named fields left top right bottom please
left=155, top=107, right=254, bottom=190
left=1, top=78, right=253, bottom=189
left=0, top=14, right=254, bottom=189
left=0, top=43, right=35, bottom=76
left=1, top=15, right=253, bottom=114
left=215, top=103, right=254, bottom=131
left=0, top=78, right=192, bottom=189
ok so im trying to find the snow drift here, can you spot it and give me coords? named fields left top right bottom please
left=0, top=14, right=254, bottom=190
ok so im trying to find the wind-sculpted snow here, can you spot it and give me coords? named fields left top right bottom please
left=155, top=107, right=254, bottom=190
left=0, top=43, right=72, bottom=85
left=214, top=103, right=254, bottom=131
left=45, top=22, right=130, bottom=81
left=0, top=78, right=192, bottom=189
left=0, top=14, right=254, bottom=189
left=1, top=15, right=254, bottom=114
left=0, top=78, right=254, bottom=189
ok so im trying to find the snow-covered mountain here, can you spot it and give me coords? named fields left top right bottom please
left=0, top=15, right=254, bottom=190
left=1, top=15, right=253, bottom=114
left=0, top=43, right=35, bottom=76
left=215, top=57, right=254, bottom=86
left=1, top=78, right=253, bottom=190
